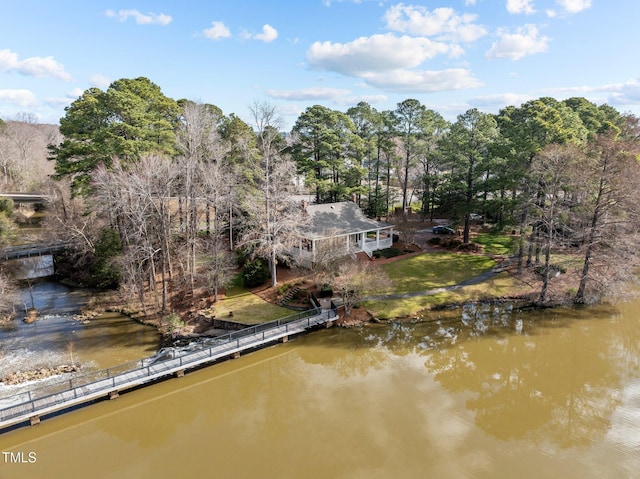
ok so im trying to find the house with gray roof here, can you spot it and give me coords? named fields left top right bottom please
left=291, top=201, right=394, bottom=266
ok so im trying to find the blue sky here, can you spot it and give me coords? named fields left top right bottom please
left=1, top=0, right=639, bottom=129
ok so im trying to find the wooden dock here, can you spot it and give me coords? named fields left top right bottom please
left=0, top=308, right=337, bottom=431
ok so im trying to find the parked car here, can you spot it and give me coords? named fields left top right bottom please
left=432, top=225, right=456, bottom=235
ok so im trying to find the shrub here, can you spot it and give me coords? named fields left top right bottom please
left=242, top=259, right=268, bottom=288
left=277, top=283, right=291, bottom=296
left=319, top=284, right=333, bottom=298
left=235, top=249, right=249, bottom=268
left=428, top=237, right=441, bottom=245
left=442, top=238, right=462, bottom=249
left=0, top=198, right=14, bottom=215
left=458, top=242, right=482, bottom=253
left=162, top=312, right=185, bottom=336
left=92, top=228, right=123, bottom=288
left=378, top=247, right=403, bottom=258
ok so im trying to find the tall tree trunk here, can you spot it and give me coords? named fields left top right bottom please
left=575, top=159, right=606, bottom=304
left=538, top=233, right=552, bottom=304
left=575, top=239, right=594, bottom=304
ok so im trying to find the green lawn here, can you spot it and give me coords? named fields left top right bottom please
left=364, top=272, right=520, bottom=319
left=213, top=275, right=293, bottom=325
left=364, top=252, right=501, bottom=319
left=472, top=233, right=515, bottom=256
left=380, top=252, right=496, bottom=294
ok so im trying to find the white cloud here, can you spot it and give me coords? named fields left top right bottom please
left=307, top=33, right=462, bottom=76
left=89, top=74, right=111, bottom=89
left=105, top=9, right=172, bottom=25
left=67, top=88, right=85, bottom=99
left=266, top=87, right=352, bottom=101
left=547, top=0, right=591, bottom=17
left=607, top=80, right=640, bottom=105
left=485, top=24, right=550, bottom=60
left=203, top=21, right=232, bottom=40
left=556, top=0, right=592, bottom=14
left=358, top=94, right=389, bottom=104
left=507, top=0, right=536, bottom=14
left=0, top=89, right=37, bottom=107
left=45, top=96, right=75, bottom=108
left=306, top=30, right=482, bottom=94
left=253, top=24, right=279, bottom=43
left=266, top=87, right=388, bottom=108
left=384, top=5, right=487, bottom=43
left=0, top=49, right=71, bottom=81
left=361, top=68, right=483, bottom=92
left=470, top=93, right=533, bottom=110
left=550, top=78, right=640, bottom=107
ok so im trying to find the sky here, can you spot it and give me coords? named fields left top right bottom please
left=1, top=0, right=639, bottom=130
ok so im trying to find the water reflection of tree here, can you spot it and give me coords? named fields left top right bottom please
left=422, top=306, right=623, bottom=449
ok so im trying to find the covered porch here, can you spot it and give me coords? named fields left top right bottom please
left=291, top=226, right=394, bottom=265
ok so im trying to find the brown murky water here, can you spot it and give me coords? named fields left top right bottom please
left=1, top=298, right=640, bottom=478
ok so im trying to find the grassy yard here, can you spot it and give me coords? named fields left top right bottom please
left=363, top=252, right=510, bottom=319
left=214, top=276, right=293, bottom=325
left=380, top=252, right=496, bottom=293
left=363, top=272, right=522, bottom=319
left=472, top=232, right=516, bottom=256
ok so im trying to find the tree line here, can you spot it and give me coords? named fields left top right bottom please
left=1, top=76, right=639, bottom=320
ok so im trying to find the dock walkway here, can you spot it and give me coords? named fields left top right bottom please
left=0, top=308, right=337, bottom=431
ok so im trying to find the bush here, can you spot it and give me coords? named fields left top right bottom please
left=0, top=198, right=14, bottom=215
left=428, top=237, right=441, bottom=245
left=242, top=259, right=268, bottom=288
left=378, top=247, right=403, bottom=258
left=235, top=249, right=249, bottom=268
left=92, top=228, right=123, bottom=288
left=277, top=283, right=291, bottom=296
left=318, top=284, right=333, bottom=298
left=458, top=242, right=482, bottom=253
left=442, top=238, right=462, bottom=249
left=162, top=312, right=185, bottom=336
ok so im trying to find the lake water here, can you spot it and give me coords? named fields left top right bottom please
left=0, top=293, right=639, bottom=478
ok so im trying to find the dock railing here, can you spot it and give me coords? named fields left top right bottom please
left=0, top=307, right=336, bottom=429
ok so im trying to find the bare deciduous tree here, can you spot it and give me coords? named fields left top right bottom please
left=574, top=122, right=640, bottom=303
left=332, top=259, right=390, bottom=315
left=176, top=101, right=230, bottom=300
left=242, top=102, right=302, bottom=287
left=0, top=120, right=58, bottom=189
left=93, top=155, right=177, bottom=313
left=531, top=143, right=581, bottom=304
left=0, top=271, right=19, bottom=321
